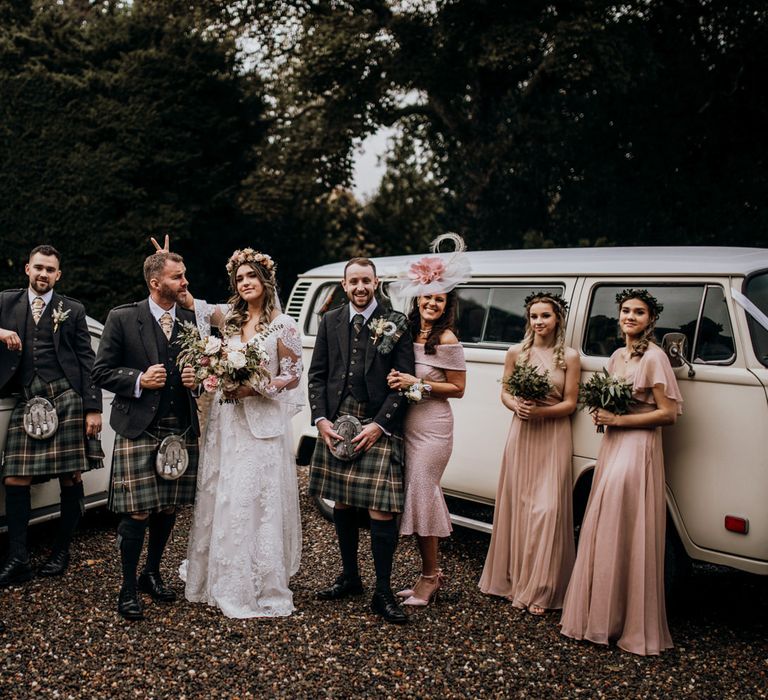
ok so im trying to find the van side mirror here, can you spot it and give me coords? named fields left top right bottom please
left=662, top=332, right=696, bottom=378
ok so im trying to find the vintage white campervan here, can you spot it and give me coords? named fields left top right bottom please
left=286, top=246, right=768, bottom=586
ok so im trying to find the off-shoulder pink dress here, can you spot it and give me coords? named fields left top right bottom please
left=560, top=344, right=683, bottom=655
left=479, top=346, right=575, bottom=611
left=399, top=343, right=466, bottom=538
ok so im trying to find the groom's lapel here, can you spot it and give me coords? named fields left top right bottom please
left=335, top=307, right=350, bottom=371
left=364, top=305, right=383, bottom=374
left=136, top=300, right=160, bottom=366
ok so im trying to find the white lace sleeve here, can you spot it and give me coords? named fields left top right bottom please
left=193, top=299, right=230, bottom=338
left=259, top=316, right=305, bottom=417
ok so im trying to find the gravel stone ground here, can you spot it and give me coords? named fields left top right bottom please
left=1, top=467, right=766, bottom=699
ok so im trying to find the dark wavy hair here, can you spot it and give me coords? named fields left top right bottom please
left=407, top=291, right=458, bottom=355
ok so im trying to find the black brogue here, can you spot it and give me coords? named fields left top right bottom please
left=38, top=550, right=70, bottom=577
left=316, top=574, right=365, bottom=601
left=0, top=556, right=33, bottom=587
left=117, top=586, right=144, bottom=620
left=370, top=590, right=409, bottom=624
left=138, top=571, right=177, bottom=602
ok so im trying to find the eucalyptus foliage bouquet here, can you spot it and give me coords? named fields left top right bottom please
left=504, top=362, right=552, bottom=402
left=176, top=321, right=276, bottom=403
left=578, top=368, right=636, bottom=433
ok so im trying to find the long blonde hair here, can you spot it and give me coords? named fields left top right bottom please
left=518, top=295, right=567, bottom=370
left=224, top=260, right=277, bottom=335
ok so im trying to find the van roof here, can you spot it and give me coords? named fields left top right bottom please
left=299, top=247, right=768, bottom=279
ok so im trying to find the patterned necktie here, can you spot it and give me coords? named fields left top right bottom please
left=159, top=311, right=174, bottom=340
left=31, top=296, right=45, bottom=325
left=352, top=313, right=364, bottom=337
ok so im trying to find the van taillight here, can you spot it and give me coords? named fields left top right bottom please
left=724, top=515, right=749, bottom=534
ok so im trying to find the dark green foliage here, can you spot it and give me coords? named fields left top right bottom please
left=0, top=1, right=264, bottom=319
left=578, top=367, right=636, bottom=433
left=504, top=362, right=552, bottom=402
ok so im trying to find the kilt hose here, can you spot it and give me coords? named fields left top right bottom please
left=2, top=375, right=100, bottom=480
left=308, top=395, right=405, bottom=513
left=108, top=415, right=199, bottom=514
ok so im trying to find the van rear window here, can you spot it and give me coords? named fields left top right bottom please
left=583, top=284, right=735, bottom=364
left=745, top=272, right=768, bottom=367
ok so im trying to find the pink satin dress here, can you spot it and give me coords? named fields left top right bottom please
left=560, top=344, right=683, bottom=655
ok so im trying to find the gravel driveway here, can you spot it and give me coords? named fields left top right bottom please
left=1, top=467, right=766, bottom=699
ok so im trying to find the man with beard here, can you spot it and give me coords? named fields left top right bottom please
left=308, top=257, right=415, bottom=624
left=92, top=252, right=199, bottom=620
left=0, top=246, right=103, bottom=619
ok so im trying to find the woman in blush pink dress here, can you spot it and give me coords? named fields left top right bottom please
left=560, top=289, right=682, bottom=656
left=479, top=293, right=580, bottom=615
left=387, top=236, right=470, bottom=608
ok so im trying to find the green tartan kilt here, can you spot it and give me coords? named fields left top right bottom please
left=2, top=375, right=102, bottom=480
left=308, top=396, right=404, bottom=513
left=108, top=415, right=199, bottom=514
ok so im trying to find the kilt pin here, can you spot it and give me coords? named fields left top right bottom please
left=0, top=287, right=103, bottom=586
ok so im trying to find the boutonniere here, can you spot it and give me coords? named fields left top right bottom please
left=52, top=300, right=71, bottom=333
left=369, top=312, right=409, bottom=355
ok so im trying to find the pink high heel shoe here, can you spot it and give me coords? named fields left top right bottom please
left=402, top=571, right=445, bottom=607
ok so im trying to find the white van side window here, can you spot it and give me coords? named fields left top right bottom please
left=584, top=285, right=729, bottom=360
left=305, top=282, right=346, bottom=335
left=745, top=272, right=768, bottom=366
left=456, top=285, right=564, bottom=345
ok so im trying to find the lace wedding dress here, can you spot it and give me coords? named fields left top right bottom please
left=180, top=302, right=303, bottom=618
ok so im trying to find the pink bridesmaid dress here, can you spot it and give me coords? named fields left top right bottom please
left=399, top=343, right=466, bottom=538
left=560, top=344, right=683, bottom=655
left=479, top=346, right=575, bottom=611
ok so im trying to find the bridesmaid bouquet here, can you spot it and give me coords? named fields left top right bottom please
left=504, top=362, right=552, bottom=401
left=176, top=322, right=275, bottom=403
left=578, top=368, right=635, bottom=433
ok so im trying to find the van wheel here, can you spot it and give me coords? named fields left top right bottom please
left=572, top=470, right=594, bottom=548
left=664, top=521, right=692, bottom=604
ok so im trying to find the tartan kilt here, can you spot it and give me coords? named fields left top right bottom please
left=2, top=375, right=101, bottom=480
left=108, top=415, right=199, bottom=514
left=308, top=395, right=405, bottom=513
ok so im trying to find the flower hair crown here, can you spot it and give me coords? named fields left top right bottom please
left=615, top=288, right=663, bottom=316
left=524, top=291, right=569, bottom=315
left=225, top=248, right=276, bottom=281
left=390, top=232, right=472, bottom=297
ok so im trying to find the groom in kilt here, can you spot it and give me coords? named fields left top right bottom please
left=92, top=252, right=199, bottom=620
left=0, top=245, right=103, bottom=597
left=308, top=257, right=415, bottom=624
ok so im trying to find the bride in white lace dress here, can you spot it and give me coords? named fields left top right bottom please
left=180, top=249, right=303, bottom=618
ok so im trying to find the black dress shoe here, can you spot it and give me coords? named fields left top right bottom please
left=38, top=550, right=70, bottom=577
left=138, top=571, right=177, bottom=602
left=0, top=556, right=33, bottom=587
left=117, top=586, right=144, bottom=620
left=316, top=574, right=364, bottom=601
left=370, top=590, right=409, bottom=624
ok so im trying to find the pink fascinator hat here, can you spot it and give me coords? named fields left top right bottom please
left=390, top=232, right=472, bottom=297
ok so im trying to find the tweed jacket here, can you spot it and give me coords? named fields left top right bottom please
left=92, top=299, right=199, bottom=440
left=307, top=303, right=415, bottom=433
left=0, top=288, right=102, bottom=413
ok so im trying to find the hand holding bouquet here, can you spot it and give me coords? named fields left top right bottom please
left=503, top=362, right=552, bottom=401
left=176, top=322, right=276, bottom=403
left=578, top=368, right=635, bottom=433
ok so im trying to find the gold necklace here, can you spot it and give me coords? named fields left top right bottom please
left=419, top=327, right=432, bottom=337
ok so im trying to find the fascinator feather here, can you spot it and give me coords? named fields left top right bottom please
left=389, top=233, right=472, bottom=297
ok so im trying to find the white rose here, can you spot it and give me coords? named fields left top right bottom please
left=227, top=338, right=245, bottom=351
left=228, top=350, right=247, bottom=369
left=203, top=336, right=222, bottom=355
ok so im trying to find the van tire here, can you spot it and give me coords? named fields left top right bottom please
left=664, top=521, right=692, bottom=604
left=572, top=470, right=594, bottom=548
left=314, top=495, right=334, bottom=521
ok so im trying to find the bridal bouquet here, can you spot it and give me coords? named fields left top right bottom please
left=503, top=362, right=552, bottom=402
left=176, top=322, right=276, bottom=403
left=578, top=368, right=635, bottom=433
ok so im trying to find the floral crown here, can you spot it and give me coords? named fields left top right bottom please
left=615, top=288, right=663, bottom=316
left=389, top=233, right=472, bottom=297
left=524, top=291, right=569, bottom=315
left=225, top=248, right=276, bottom=281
